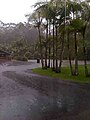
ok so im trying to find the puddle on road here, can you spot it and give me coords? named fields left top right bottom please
left=29, top=93, right=78, bottom=120
left=1, top=71, right=82, bottom=120
left=0, top=89, right=78, bottom=120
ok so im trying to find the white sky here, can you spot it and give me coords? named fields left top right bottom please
left=0, top=0, right=38, bottom=23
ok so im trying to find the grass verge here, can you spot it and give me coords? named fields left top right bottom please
left=32, top=65, right=90, bottom=83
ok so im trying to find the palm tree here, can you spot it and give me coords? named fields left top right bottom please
left=82, top=22, right=89, bottom=76
left=50, top=2, right=57, bottom=70
left=57, top=0, right=70, bottom=72
left=63, top=0, right=82, bottom=75
left=67, top=1, right=82, bottom=76
left=80, top=1, right=90, bottom=76
left=66, top=26, right=74, bottom=75
left=34, top=1, right=55, bottom=69
left=27, top=11, right=44, bottom=68
left=34, top=0, right=60, bottom=70
left=38, top=12, right=44, bottom=68
left=70, top=19, right=83, bottom=75
left=55, top=24, right=59, bottom=72
left=29, top=0, right=90, bottom=77
left=48, top=20, right=52, bottom=68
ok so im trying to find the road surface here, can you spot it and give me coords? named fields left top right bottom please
left=0, top=60, right=90, bottom=120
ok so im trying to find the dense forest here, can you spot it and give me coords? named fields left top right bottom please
left=0, top=21, right=39, bottom=60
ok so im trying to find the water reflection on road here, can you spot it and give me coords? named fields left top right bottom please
left=30, top=93, right=77, bottom=120
left=0, top=88, right=78, bottom=120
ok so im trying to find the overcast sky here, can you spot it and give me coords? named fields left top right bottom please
left=0, top=0, right=38, bottom=23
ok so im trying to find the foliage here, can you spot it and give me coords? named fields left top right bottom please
left=10, top=38, right=32, bottom=61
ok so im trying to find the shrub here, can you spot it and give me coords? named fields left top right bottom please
left=14, top=56, right=28, bottom=61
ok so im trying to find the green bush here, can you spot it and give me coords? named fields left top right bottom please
left=25, top=52, right=31, bottom=59
left=21, top=56, right=28, bottom=61
left=14, top=56, right=28, bottom=61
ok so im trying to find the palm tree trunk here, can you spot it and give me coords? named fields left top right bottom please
left=38, top=12, right=44, bottom=68
left=48, top=20, right=51, bottom=68
left=38, top=27, right=44, bottom=68
left=55, top=25, right=59, bottom=72
left=48, top=42, right=51, bottom=68
left=44, top=19, right=48, bottom=69
left=67, top=32, right=73, bottom=75
left=52, top=19, right=55, bottom=70
left=59, top=34, right=64, bottom=72
left=82, top=31, right=89, bottom=77
left=74, top=32, right=78, bottom=75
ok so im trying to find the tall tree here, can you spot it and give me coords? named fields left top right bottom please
left=28, top=11, right=44, bottom=68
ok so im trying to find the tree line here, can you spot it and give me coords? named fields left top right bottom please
left=0, top=21, right=39, bottom=60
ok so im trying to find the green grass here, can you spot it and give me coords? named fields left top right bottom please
left=32, top=65, right=90, bottom=83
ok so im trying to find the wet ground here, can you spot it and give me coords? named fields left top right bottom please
left=0, top=60, right=90, bottom=120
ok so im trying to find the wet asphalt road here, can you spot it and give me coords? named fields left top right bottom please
left=0, top=61, right=90, bottom=120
